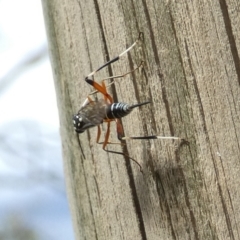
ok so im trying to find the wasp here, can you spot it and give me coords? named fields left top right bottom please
left=73, top=33, right=182, bottom=171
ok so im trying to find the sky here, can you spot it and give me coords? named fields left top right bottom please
left=0, top=0, right=74, bottom=239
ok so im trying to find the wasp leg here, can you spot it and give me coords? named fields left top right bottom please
left=120, top=136, right=183, bottom=141
left=118, top=132, right=188, bottom=146
left=96, top=123, right=124, bottom=145
left=85, top=33, right=143, bottom=100
left=100, top=120, right=143, bottom=172
left=97, top=141, right=125, bottom=145
left=96, top=125, right=102, bottom=143
left=79, top=95, right=95, bottom=109
left=89, top=61, right=144, bottom=96
left=84, top=79, right=113, bottom=103
left=96, top=119, right=125, bottom=145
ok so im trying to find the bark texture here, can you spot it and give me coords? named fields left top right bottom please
left=42, top=0, right=240, bottom=239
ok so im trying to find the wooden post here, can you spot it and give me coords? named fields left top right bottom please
left=42, top=0, right=240, bottom=239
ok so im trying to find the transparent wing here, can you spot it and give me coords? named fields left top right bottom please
left=78, top=99, right=108, bottom=125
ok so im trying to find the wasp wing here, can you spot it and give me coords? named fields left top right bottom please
left=78, top=99, right=108, bottom=125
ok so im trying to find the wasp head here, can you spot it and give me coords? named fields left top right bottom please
left=72, top=114, right=96, bottom=133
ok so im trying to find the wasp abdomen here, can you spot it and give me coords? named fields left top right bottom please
left=106, top=101, right=151, bottom=120
left=106, top=103, right=132, bottom=119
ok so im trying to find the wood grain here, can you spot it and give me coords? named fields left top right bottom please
left=42, top=0, right=240, bottom=239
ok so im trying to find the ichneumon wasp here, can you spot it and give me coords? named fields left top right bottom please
left=73, top=33, right=183, bottom=171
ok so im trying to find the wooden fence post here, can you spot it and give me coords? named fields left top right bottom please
left=42, top=0, right=240, bottom=239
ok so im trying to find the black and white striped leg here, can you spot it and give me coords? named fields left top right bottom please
left=120, top=136, right=182, bottom=141
left=86, top=32, right=143, bottom=80
left=89, top=61, right=144, bottom=96
left=85, top=32, right=143, bottom=96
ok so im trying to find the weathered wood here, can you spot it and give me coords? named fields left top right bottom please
left=42, top=0, right=240, bottom=239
